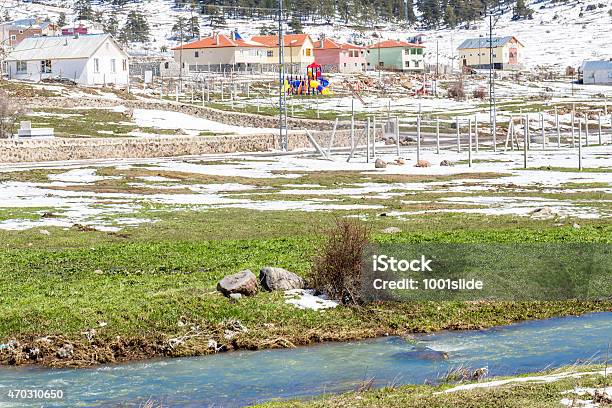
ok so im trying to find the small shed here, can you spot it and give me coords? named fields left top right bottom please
left=581, top=60, right=612, bottom=85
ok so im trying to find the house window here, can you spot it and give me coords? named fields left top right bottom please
left=123, top=59, right=128, bottom=71
left=41, top=60, right=51, bottom=73
left=10, top=35, right=16, bottom=40
left=16, top=61, right=27, bottom=73
left=404, top=49, right=410, bottom=55
left=608, top=72, right=612, bottom=79
left=343, top=63, right=346, bottom=67
left=305, top=48, right=311, bottom=56
left=414, top=61, right=420, bottom=67
left=267, top=50, right=273, bottom=57
left=195, top=51, right=199, bottom=57
left=405, top=61, right=410, bottom=67
left=94, top=58, right=100, bottom=73
left=164, top=61, right=169, bottom=69
left=111, top=59, right=116, bottom=73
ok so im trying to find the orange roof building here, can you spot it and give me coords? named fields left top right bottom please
left=249, top=34, right=315, bottom=72
left=171, top=33, right=268, bottom=70
left=366, top=39, right=426, bottom=72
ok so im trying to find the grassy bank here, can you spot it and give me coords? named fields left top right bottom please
left=255, top=365, right=611, bottom=408
left=0, top=208, right=610, bottom=367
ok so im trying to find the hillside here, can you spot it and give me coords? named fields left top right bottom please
left=1, top=0, right=611, bottom=70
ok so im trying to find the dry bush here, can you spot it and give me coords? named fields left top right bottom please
left=311, top=217, right=370, bottom=305
left=447, top=80, right=465, bottom=100
left=0, top=89, right=24, bottom=138
left=473, top=87, right=487, bottom=99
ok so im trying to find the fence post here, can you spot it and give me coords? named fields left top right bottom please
left=456, top=117, right=460, bottom=153
left=541, top=113, right=545, bottom=150
left=474, top=115, right=479, bottom=152
left=555, top=106, right=560, bottom=148
left=366, top=117, right=371, bottom=163
left=372, top=117, right=377, bottom=158
left=350, top=110, right=355, bottom=150
left=526, top=114, right=530, bottom=150
left=436, top=117, right=440, bottom=154
left=417, top=115, right=421, bottom=163
left=578, top=119, right=583, bottom=171
left=523, top=115, right=528, bottom=169
left=468, top=118, right=472, bottom=167
left=598, top=114, right=602, bottom=145
left=175, top=85, right=179, bottom=102
left=571, top=104, right=575, bottom=147
left=395, top=116, right=400, bottom=156
left=585, top=114, right=589, bottom=146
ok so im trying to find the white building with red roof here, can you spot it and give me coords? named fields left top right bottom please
left=171, top=33, right=268, bottom=72
left=366, top=39, right=425, bottom=72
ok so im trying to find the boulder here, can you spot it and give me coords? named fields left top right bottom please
left=375, top=158, right=387, bottom=168
left=415, top=160, right=431, bottom=168
left=440, top=160, right=455, bottom=166
left=395, top=158, right=406, bottom=165
left=260, top=267, right=304, bottom=291
left=217, top=270, right=258, bottom=297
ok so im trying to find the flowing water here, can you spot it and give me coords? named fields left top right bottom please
left=1, top=312, right=610, bottom=407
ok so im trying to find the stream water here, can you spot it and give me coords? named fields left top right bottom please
left=1, top=312, right=610, bottom=407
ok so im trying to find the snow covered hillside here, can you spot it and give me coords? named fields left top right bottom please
left=2, top=0, right=611, bottom=71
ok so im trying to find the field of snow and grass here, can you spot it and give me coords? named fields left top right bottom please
left=2, top=0, right=611, bottom=71
left=0, top=143, right=609, bottom=232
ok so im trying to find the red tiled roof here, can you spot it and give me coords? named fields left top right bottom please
left=368, top=39, right=424, bottom=49
left=313, top=38, right=364, bottom=50
left=172, top=34, right=266, bottom=50
left=250, top=33, right=311, bottom=47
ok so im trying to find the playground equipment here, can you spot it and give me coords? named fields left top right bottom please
left=285, top=62, right=331, bottom=95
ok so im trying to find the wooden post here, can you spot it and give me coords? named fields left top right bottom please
left=468, top=118, right=472, bottom=167
left=435, top=117, right=440, bottom=154
left=585, top=114, right=589, bottom=146
left=523, top=115, right=528, bottom=169
left=350, top=111, right=355, bottom=150
left=541, top=113, right=545, bottom=150
left=525, top=114, right=530, bottom=150
left=571, top=104, right=575, bottom=147
left=456, top=117, right=460, bottom=153
left=474, top=115, right=479, bottom=152
left=555, top=107, right=560, bottom=148
left=366, top=117, right=371, bottom=163
left=417, top=115, right=421, bottom=163
left=395, top=116, right=400, bottom=156
left=372, top=117, right=377, bottom=158
left=598, top=114, right=602, bottom=145
left=175, top=85, right=179, bottom=102
left=578, top=119, right=583, bottom=171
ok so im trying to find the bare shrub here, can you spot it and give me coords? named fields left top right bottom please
left=0, top=89, right=24, bottom=138
left=473, top=87, right=487, bottom=99
left=311, top=217, right=370, bottom=305
left=447, top=80, right=465, bottom=100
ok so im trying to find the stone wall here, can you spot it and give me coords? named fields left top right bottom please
left=0, top=129, right=380, bottom=163
left=23, top=96, right=363, bottom=131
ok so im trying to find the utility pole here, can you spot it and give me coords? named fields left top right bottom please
left=278, top=0, right=288, bottom=151
left=488, top=11, right=497, bottom=151
left=435, top=40, right=439, bottom=96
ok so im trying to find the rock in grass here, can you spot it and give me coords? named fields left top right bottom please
left=382, top=227, right=401, bottom=234
left=56, top=344, right=74, bottom=359
left=375, top=158, right=387, bottom=168
left=217, top=270, right=258, bottom=297
left=229, top=293, right=242, bottom=302
left=259, top=267, right=304, bottom=291
left=440, top=160, right=455, bottom=166
left=415, top=160, right=431, bottom=168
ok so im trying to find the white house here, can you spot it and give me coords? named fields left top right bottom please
left=4, top=34, right=129, bottom=86
left=581, top=60, right=612, bottom=85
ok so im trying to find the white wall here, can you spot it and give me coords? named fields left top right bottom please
left=87, top=38, right=129, bottom=85
left=6, top=58, right=88, bottom=83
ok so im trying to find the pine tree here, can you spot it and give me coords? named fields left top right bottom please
left=512, top=0, right=533, bottom=20
left=405, top=0, right=417, bottom=23
left=57, top=12, right=66, bottom=27
left=443, top=3, right=457, bottom=27
left=189, top=15, right=200, bottom=38
left=2, top=10, right=10, bottom=23
left=104, top=13, right=119, bottom=36
left=74, top=0, right=93, bottom=21
left=120, top=10, right=150, bottom=43
left=289, top=15, right=303, bottom=33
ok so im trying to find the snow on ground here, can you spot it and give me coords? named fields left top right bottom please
left=132, top=109, right=276, bottom=135
left=439, top=368, right=612, bottom=394
left=0, top=144, right=609, bottom=231
left=284, top=289, right=338, bottom=310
